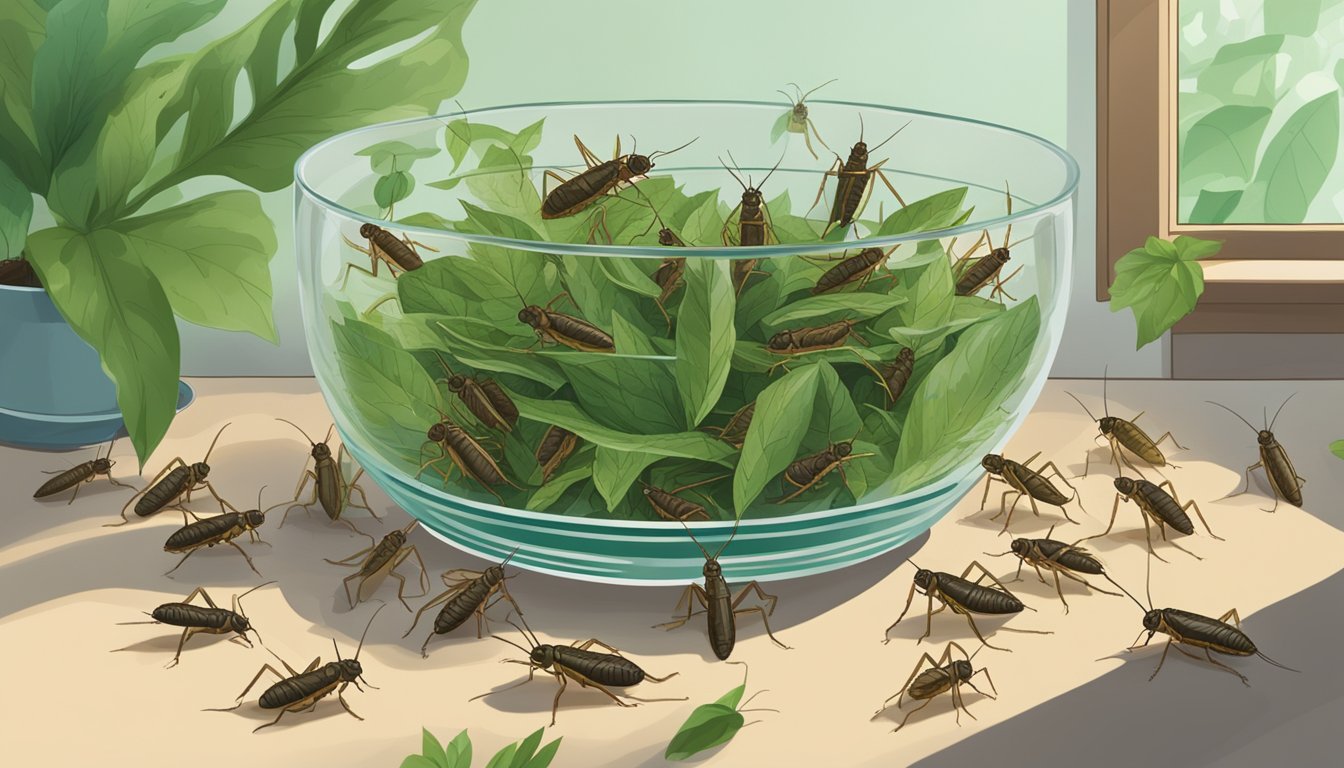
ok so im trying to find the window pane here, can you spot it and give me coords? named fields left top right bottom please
left=1177, top=0, right=1344, bottom=224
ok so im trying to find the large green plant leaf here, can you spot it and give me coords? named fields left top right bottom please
left=110, top=191, right=277, bottom=341
left=32, top=0, right=223, bottom=194
left=129, top=0, right=476, bottom=209
left=733, top=365, right=820, bottom=514
left=25, top=226, right=180, bottom=467
left=1188, top=186, right=1245, bottom=224
left=1109, top=235, right=1222, bottom=348
left=593, top=447, right=659, bottom=512
left=510, top=393, right=737, bottom=465
left=875, top=187, right=971, bottom=236
left=1, top=159, right=32, bottom=258
left=676, top=258, right=736, bottom=427
left=0, top=1, right=46, bottom=188
left=545, top=352, right=683, bottom=434
left=894, top=298, right=1040, bottom=490
left=1242, top=91, right=1339, bottom=223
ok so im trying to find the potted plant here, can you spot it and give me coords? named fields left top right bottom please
left=1109, top=234, right=1224, bottom=349
left=0, top=0, right=476, bottom=464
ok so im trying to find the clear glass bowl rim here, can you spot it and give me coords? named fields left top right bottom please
left=293, top=98, right=1081, bottom=260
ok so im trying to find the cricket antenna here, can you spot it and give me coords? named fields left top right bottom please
left=352, top=602, right=385, bottom=661
left=720, top=154, right=748, bottom=191
left=275, top=418, right=317, bottom=446
left=1065, top=391, right=1100, bottom=423
left=673, top=513, right=713, bottom=561
left=1205, top=400, right=1258, bottom=435
left=800, top=78, right=837, bottom=101
left=1102, top=365, right=1111, bottom=418
left=1268, top=392, right=1297, bottom=432
left=201, top=422, right=232, bottom=464
left=649, top=136, right=698, bottom=161
left=712, top=517, right=743, bottom=560
left=758, top=153, right=785, bottom=189
left=500, top=545, right=521, bottom=568
left=869, top=120, right=912, bottom=154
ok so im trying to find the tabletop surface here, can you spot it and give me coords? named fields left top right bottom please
left=2, top=377, right=1341, bottom=768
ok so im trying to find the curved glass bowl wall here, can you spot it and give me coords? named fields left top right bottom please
left=295, top=100, right=1078, bottom=585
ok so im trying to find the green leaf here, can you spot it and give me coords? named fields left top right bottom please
left=442, top=117, right=544, bottom=174
left=330, top=318, right=442, bottom=465
left=1181, top=106, right=1272, bottom=184
left=1266, top=0, right=1321, bottom=35
left=594, top=447, right=660, bottom=511
left=521, top=736, right=562, bottom=768
left=26, top=227, right=180, bottom=467
left=0, top=1, right=45, bottom=181
left=679, top=191, right=726, bottom=246
left=358, top=140, right=440, bottom=174
left=375, top=171, right=416, bottom=210
left=527, top=452, right=594, bottom=511
left=485, top=744, right=518, bottom=768
left=32, top=0, right=224, bottom=181
left=1197, top=35, right=1285, bottom=108
left=734, top=365, right=820, bottom=514
left=875, top=187, right=969, bottom=236
left=401, top=756, right=441, bottom=768
left=761, top=291, right=905, bottom=328
left=444, top=730, right=473, bottom=768
left=677, top=259, right=737, bottom=427
left=1, top=158, right=33, bottom=258
left=1330, top=440, right=1344, bottom=460
left=894, top=298, right=1040, bottom=490
left=611, top=310, right=658, bottom=356
left=664, top=703, right=746, bottom=761
left=770, top=111, right=791, bottom=142
left=1245, top=91, right=1339, bottom=223
left=468, top=145, right=542, bottom=227
left=598, top=256, right=660, bottom=298
left=894, top=257, right=956, bottom=331
left=1109, top=236, right=1220, bottom=348
left=807, top=361, right=862, bottom=450
left=715, top=683, right=747, bottom=710
left=1188, top=187, right=1244, bottom=224
left=545, top=352, right=683, bottom=434
left=110, top=191, right=277, bottom=342
left=505, top=728, right=544, bottom=768
left=511, top=393, right=738, bottom=465
left=148, top=0, right=476, bottom=198
left=422, top=728, right=449, bottom=768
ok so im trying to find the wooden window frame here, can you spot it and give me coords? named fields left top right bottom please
left=1097, top=0, right=1344, bottom=335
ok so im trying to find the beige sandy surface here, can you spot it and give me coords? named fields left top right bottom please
left=1, top=378, right=1340, bottom=767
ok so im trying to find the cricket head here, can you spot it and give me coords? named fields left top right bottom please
left=1142, top=609, right=1162, bottom=632
left=981, top=454, right=1005, bottom=474
left=1009, top=538, right=1031, bottom=557
left=359, top=223, right=378, bottom=239
left=1113, top=477, right=1136, bottom=496
left=243, top=509, right=266, bottom=528
left=192, top=462, right=211, bottom=478
left=518, top=305, right=543, bottom=327
left=1257, top=429, right=1274, bottom=446
left=311, top=442, right=332, bottom=460
left=1098, top=416, right=1119, bottom=434
left=992, top=247, right=1011, bottom=264
left=913, top=569, right=934, bottom=590
left=427, top=422, right=448, bottom=443
left=337, top=658, right=363, bottom=681
left=626, top=153, right=653, bottom=176
left=952, top=659, right=974, bottom=679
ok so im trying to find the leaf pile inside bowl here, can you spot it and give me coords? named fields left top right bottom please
left=326, top=118, right=1042, bottom=521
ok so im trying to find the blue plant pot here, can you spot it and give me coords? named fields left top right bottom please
left=0, top=282, right=193, bottom=450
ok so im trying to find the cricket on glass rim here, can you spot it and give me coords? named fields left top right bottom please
left=108, top=423, right=235, bottom=527
left=274, top=419, right=378, bottom=539
left=1206, top=396, right=1305, bottom=512
left=540, top=133, right=697, bottom=225
left=474, top=613, right=685, bottom=726
left=885, top=560, right=1050, bottom=651
left=404, top=549, right=525, bottom=657
left=772, top=79, right=837, bottom=159
left=207, top=605, right=385, bottom=733
left=655, top=516, right=790, bottom=660
left=810, top=116, right=911, bottom=235
left=872, top=641, right=997, bottom=733
left=115, top=581, right=275, bottom=668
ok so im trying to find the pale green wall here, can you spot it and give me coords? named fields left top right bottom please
left=174, top=0, right=1163, bottom=378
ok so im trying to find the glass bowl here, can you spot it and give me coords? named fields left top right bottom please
left=294, top=99, right=1078, bottom=585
